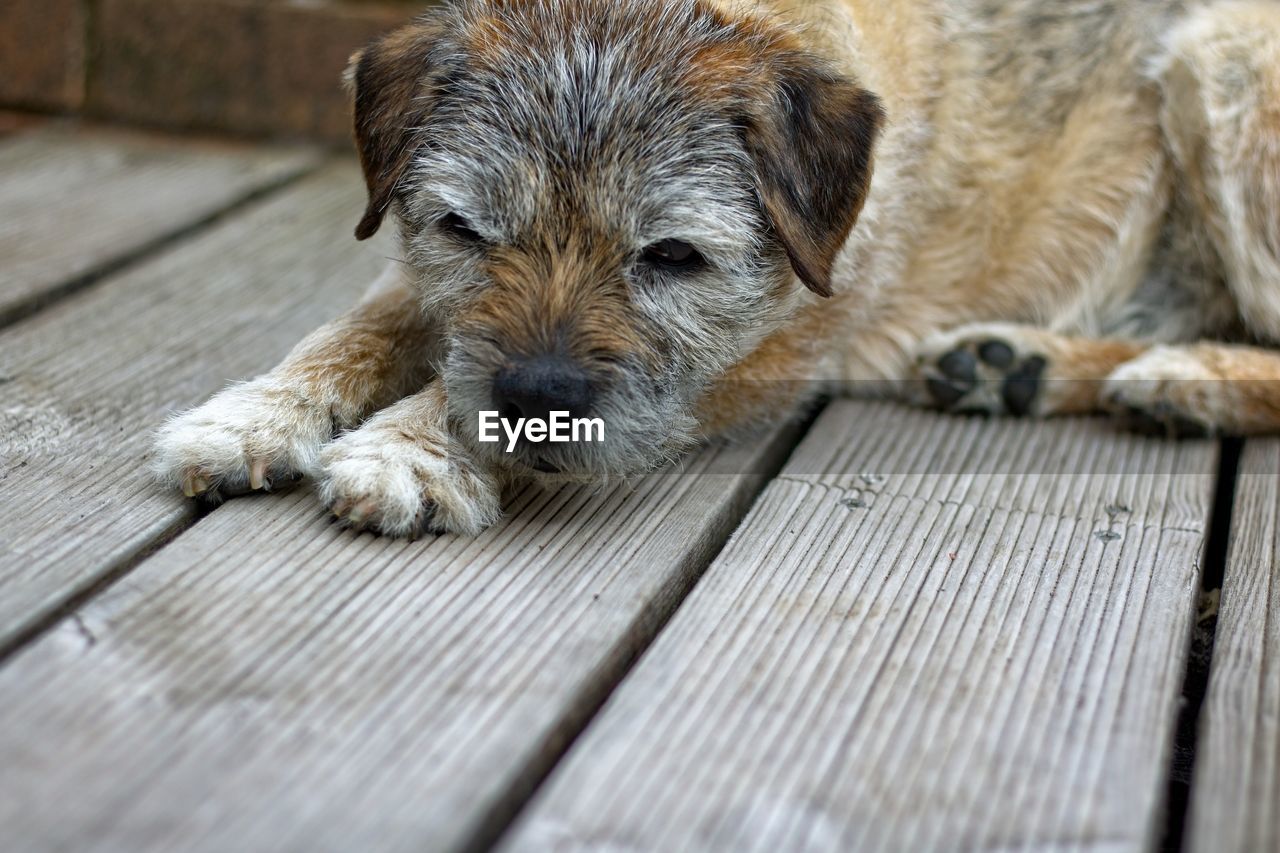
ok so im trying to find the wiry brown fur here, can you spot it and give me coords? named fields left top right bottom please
left=155, top=0, right=1280, bottom=536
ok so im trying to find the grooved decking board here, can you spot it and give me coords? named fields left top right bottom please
left=504, top=401, right=1218, bottom=852
left=0, top=427, right=798, bottom=852
left=0, top=163, right=389, bottom=649
left=0, top=125, right=320, bottom=325
left=1188, top=440, right=1280, bottom=853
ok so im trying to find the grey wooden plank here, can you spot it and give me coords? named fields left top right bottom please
left=504, top=401, right=1218, bottom=853
left=0, top=163, right=391, bottom=650
left=1187, top=440, right=1280, bottom=853
left=0, top=426, right=799, bottom=852
left=0, top=124, right=321, bottom=325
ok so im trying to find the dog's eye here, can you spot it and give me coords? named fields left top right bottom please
left=642, top=239, right=704, bottom=272
left=439, top=213, right=484, bottom=244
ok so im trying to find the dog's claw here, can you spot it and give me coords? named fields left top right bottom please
left=346, top=500, right=377, bottom=527
left=183, top=474, right=210, bottom=498
left=249, top=458, right=268, bottom=491
left=331, top=499, right=350, bottom=518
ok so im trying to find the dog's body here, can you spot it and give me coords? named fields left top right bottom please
left=156, top=0, right=1280, bottom=535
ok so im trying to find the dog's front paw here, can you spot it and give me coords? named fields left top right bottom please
left=913, top=324, right=1050, bottom=416
left=319, top=423, right=502, bottom=538
left=1101, top=348, right=1218, bottom=437
left=153, top=379, right=333, bottom=501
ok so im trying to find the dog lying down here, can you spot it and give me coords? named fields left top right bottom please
left=156, top=0, right=1280, bottom=536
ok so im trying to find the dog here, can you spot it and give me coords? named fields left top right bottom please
left=154, top=0, right=1280, bottom=537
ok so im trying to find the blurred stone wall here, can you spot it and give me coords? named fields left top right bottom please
left=0, top=0, right=430, bottom=144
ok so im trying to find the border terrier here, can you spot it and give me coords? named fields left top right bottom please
left=155, top=0, right=1280, bottom=536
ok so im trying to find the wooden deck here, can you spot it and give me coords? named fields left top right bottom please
left=0, top=125, right=1275, bottom=852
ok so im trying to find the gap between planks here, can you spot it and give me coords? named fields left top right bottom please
left=1186, top=439, right=1280, bottom=853
left=1153, top=437, right=1239, bottom=853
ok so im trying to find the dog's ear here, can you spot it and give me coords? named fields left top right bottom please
left=744, top=61, right=885, bottom=297
left=346, top=22, right=440, bottom=240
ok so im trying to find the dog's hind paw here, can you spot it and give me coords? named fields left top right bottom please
left=913, top=324, right=1052, bottom=417
left=1101, top=348, right=1219, bottom=438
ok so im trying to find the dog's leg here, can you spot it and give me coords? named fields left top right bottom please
left=319, top=379, right=503, bottom=537
left=913, top=322, right=1147, bottom=417
left=154, top=264, right=438, bottom=501
left=916, top=326, right=1280, bottom=435
left=698, top=316, right=1145, bottom=434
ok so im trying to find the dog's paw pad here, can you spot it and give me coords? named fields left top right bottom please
left=925, top=348, right=979, bottom=406
left=977, top=339, right=1016, bottom=369
left=1000, top=354, right=1048, bottom=416
left=917, top=331, right=1049, bottom=416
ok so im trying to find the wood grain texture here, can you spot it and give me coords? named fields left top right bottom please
left=505, top=401, right=1218, bottom=852
left=1187, top=440, right=1280, bottom=853
left=0, top=164, right=390, bottom=650
left=0, top=124, right=320, bottom=325
left=0, top=429, right=798, bottom=852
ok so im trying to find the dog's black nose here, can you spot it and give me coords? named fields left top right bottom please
left=492, top=355, right=593, bottom=422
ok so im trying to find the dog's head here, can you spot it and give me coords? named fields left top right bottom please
left=348, top=0, right=883, bottom=479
